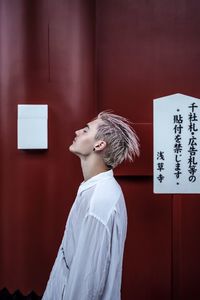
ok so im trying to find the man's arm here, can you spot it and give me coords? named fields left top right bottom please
left=64, top=214, right=111, bottom=300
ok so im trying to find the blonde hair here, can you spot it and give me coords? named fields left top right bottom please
left=95, top=111, right=140, bottom=169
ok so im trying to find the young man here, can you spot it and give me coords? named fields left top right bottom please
left=42, top=111, right=140, bottom=300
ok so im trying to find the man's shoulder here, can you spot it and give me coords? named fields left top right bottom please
left=88, top=177, right=124, bottom=225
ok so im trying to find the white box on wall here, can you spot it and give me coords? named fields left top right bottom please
left=17, top=104, right=48, bottom=149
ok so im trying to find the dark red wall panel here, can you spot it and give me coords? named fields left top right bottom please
left=180, top=195, right=200, bottom=299
left=0, top=0, right=96, bottom=294
left=119, top=177, right=171, bottom=300
left=96, top=0, right=200, bottom=123
left=1, top=0, right=200, bottom=299
left=96, top=0, right=200, bottom=299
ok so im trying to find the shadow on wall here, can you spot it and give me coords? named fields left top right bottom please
left=0, top=288, right=42, bottom=300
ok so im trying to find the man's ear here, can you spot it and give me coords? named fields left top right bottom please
left=93, top=140, right=107, bottom=152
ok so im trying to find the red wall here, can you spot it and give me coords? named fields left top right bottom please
left=96, top=1, right=200, bottom=299
left=0, top=0, right=200, bottom=299
left=0, top=0, right=96, bottom=294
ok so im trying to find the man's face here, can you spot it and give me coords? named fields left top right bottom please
left=69, top=118, right=104, bottom=157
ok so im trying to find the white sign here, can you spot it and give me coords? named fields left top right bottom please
left=18, top=104, right=48, bottom=149
left=153, top=93, right=200, bottom=194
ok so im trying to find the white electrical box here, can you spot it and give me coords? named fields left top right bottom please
left=17, top=104, right=48, bottom=149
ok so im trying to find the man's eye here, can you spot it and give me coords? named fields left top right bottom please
left=83, top=128, right=88, bottom=133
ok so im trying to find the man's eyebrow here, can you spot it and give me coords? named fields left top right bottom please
left=86, top=124, right=90, bottom=129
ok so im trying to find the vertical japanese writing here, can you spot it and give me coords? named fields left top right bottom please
left=188, top=103, right=198, bottom=182
left=173, top=109, right=183, bottom=185
left=156, top=151, right=165, bottom=183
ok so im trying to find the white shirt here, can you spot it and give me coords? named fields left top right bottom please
left=42, top=170, right=127, bottom=300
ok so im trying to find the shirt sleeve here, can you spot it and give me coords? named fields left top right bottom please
left=64, top=214, right=111, bottom=300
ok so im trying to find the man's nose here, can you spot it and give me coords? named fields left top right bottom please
left=75, top=129, right=81, bottom=136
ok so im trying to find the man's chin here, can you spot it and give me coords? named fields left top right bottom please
left=69, top=144, right=74, bottom=152
left=69, top=144, right=78, bottom=155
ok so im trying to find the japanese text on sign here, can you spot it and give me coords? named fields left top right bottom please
left=154, top=93, right=200, bottom=194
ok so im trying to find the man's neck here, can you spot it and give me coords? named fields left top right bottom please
left=80, top=157, right=109, bottom=182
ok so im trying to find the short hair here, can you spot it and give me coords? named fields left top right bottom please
left=95, top=111, right=140, bottom=169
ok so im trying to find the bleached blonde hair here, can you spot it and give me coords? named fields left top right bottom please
left=95, top=111, right=140, bottom=169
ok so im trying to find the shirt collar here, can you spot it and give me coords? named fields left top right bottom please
left=77, top=169, right=113, bottom=194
